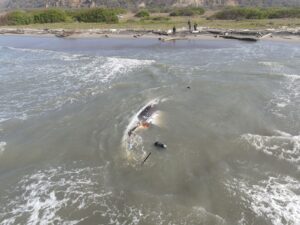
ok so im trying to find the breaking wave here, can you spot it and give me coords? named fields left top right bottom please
left=0, top=47, right=154, bottom=122
left=225, top=174, right=300, bottom=225
left=271, top=73, right=300, bottom=118
left=241, top=131, right=300, bottom=170
left=0, top=142, right=6, bottom=155
left=0, top=163, right=111, bottom=225
left=260, top=61, right=300, bottom=118
left=0, top=162, right=225, bottom=225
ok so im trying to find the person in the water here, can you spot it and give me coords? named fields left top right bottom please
left=154, top=141, right=167, bottom=149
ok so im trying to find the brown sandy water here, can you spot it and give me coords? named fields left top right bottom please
left=0, top=36, right=299, bottom=225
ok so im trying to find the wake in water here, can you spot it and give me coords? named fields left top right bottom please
left=122, top=98, right=165, bottom=164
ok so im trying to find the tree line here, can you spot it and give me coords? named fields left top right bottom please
left=0, top=8, right=124, bottom=25
left=211, top=7, right=300, bottom=20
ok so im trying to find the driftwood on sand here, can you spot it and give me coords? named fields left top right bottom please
left=0, top=27, right=300, bottom=42
left=55, top=30, right=76, bottom=38
left=220, top=35, right=258, bottom=42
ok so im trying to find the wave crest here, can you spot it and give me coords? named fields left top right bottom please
left=225, top=175, right=300, bottom=225
left=0, top=47, right=154, bottom=123
left=241, top=131, right=300, bottom=170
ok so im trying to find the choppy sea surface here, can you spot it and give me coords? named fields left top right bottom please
left=0, top=36, right=299, bottom=225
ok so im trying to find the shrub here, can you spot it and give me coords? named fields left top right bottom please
left=211, top=7, right=300, bottom=20
left=212, top=7, right=267, bottom=20
left=112, top=7, right=127, bottom=15
left=144, top=7, right=171, bottom=13
left=151, top=16, right=170, bottom=21
left=135, top=10, right=150, bottom=18
left=0, top=15, right=8, bottom=25
left=170, top=7, right=205, bottom=17
left=267, top=8, right=300, bottom=19
left=6, top=11, right=33, bottom=25
left=72, top=8, right=119, bottom=23
left=33, top=9, right=68, bottom=23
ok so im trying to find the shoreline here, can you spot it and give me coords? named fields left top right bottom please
left=1, top=27, right=300, bottom=43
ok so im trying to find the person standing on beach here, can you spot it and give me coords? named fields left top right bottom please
left=173, top=26, right=176, bottom=34
left=194, top=23, right=198, bottom=31
left=188, top=20, right=191, bottom=31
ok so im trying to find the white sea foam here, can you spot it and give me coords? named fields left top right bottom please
left=271, top=77, right=299, bottom=118
left=241, top=131, right=300, bottom=170
left=259, top=61, right=286, bottom=73
left=0, top=142, right=6, bottom=154
left=225, top=175, right=300, bottom=225
left=260, top=61, right=300, bottom=118
left=0, top=163, right=110, bottom=225
left=0, top=47, right=155, bottom=123
left=0, top=162, right=226, bottom=225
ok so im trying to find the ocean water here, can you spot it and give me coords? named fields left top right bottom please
left=0, top=36, right=299, bottom=225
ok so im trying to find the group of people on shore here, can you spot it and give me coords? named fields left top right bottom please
left=188, top=20, right=198, bottom=31
left=172, top=20, right=198, bottom=34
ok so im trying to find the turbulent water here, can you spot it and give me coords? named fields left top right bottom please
left=0, top=36, right=299, bottom=225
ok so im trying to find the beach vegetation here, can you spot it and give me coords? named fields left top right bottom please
left=1, top=8, right=120, bottom=25
left=4, top=11, right=33, bottom=25
left=144, top=7, right=171, bottom=14
left=169, top=7, right=205, bottom=17
left=135, top=10, right=150, bottom=18
left=211, top=7, right=300, bottom=20
left=33, top=9, right=68, bottom=23
left=140, top=16, right=170, bottom=22
left=150, top=16, right=170, bottom=21
left=70, top=8, right=119, bottom=23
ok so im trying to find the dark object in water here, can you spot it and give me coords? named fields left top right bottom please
left=55, top=31, right=74, bottom=38
left=154, top=141, right=167, bottom=149
left=138, top=104, right=157, bottom=122
left=220, top=35, right=258, bottom=42
left=141, top=152, right=152, bottom=165
left=128, top=125, right=138, bottom=136
left=187, top=86, right=191, bottom=89
left=128, top=103, right=157, bottom=137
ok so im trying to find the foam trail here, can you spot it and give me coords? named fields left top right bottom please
left=0, top=142, right=6, bottom=154
left=259, top=61, right=300, bottom=118
left=0, top=163, right=110, bottom=225
left=0, top=46, right=155, bottom=123
left=122, top=98, right=164, bottom=164
left=225, top=175, right=300, bottom=225
left=241, top=131, right=300, bottom=170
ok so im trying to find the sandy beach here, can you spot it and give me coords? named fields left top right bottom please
left=1, top=26, right=300, bottom=43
